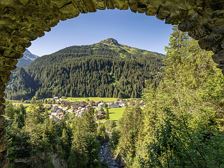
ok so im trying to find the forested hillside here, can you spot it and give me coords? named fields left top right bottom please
left=6, top=38, right=163, bottom=100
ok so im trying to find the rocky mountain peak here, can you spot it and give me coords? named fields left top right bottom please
left=100, top=38, right=119, bottom=46
left=17, top=49, right=38, bottom=67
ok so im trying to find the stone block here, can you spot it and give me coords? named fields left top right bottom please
left=212, top=50, right=224, bottom=64
left=19, top=0, right=30, bottom=6
left=95, top=0, right=106, bottom=10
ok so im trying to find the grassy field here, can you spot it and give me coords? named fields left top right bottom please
left=109, top=107, right=125, bottom=121
left=97, top=107, right=125, bottom=124
left=63, top=97, right=118, bottom=102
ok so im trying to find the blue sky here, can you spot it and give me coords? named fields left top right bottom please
left=28, top=9, right=173, bottom=56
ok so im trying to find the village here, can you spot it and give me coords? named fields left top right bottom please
left=48, top=97, right=133, bottom=121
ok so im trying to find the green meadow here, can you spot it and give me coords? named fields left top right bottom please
left=108, top=107, right=125, bottom=121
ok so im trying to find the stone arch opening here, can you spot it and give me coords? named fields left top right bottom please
left=1, top=0, right=224, bottom=166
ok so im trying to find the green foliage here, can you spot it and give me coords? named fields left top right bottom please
left=6, top=40, right=163, bottom=100
left=116, top=105, right=143, bottom=166
left=105, top=107, right=110, bottom=120
left=6, top=67, right=39, bottom=100
left=68, top=110, right=101, bottom=168
left=104, top=120, right=120, bottom=150
left=130, top=27, right=224, bottom=168
left=5, top=102, right=102, bottom=167
left=97, top=124, right=108, bottom=142
left=15, top=105, right=26, bottom=129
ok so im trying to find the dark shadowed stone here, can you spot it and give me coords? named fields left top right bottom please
left=198, top=33, right=223, bottom=50
left=95, top=0, right=106, bottom=10
left=156, top=6, right=170, bottom=20
left=213, top=50, right=224, bottom=64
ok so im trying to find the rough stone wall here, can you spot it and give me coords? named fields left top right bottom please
left=1, top=0, right=224, bottom=166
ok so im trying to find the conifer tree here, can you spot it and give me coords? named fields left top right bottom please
left=132, top=27, right=224, bottom=168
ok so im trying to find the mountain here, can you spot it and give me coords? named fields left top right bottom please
left=17, top=50, right=38, bottom=67
left=6, top=68, right=39, bottom=100
left=6, top=38, right=164, bottom=100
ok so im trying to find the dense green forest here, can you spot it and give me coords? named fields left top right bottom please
left=6, top=38, right=163, bottom=100
left=115, top=27, right=224, bottom=167
left=5, top=102, right=103, bottom=168
left=5, top=28, right=224, bottom=168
